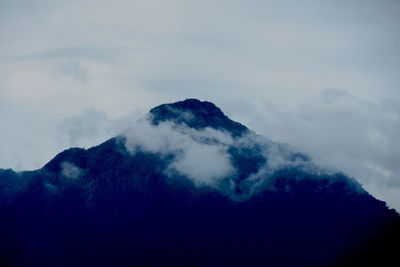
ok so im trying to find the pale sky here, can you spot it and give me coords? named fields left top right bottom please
left=0, top=0, right=399, bottom=210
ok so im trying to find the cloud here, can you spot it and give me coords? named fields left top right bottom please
left=55, top=60, right=87, bottom=82
left=168, top=143, right=235, bottom=187
left=124, top=118, right=235, bottom=187
left=0, top=105, right=374, bottom=206
left=122, top=115, right=344, bottom=199
left=61, top=161, right=82, bottom=179
left=239, top=89, right=400, bottom=209
left=59, top=108, right=116, bottom=147
left=54, top=107, right=144, bottom=151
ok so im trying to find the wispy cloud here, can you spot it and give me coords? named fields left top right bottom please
left=124, top=119, right=236, bottom=187
left=122, top=115, right=349, bottom=200
left=61, top=161, right=82, bottom=179
left=240, top=89, right=400, bottom=209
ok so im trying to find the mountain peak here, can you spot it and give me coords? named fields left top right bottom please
left=1, top=98, right=399, bottom=267
left=149, top=99, right=248, bottom=136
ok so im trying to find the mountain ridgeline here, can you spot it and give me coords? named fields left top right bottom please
left=0, top=99, right=399, bottom=267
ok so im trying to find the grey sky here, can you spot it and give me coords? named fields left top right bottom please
left=0, top=0, right=399, bottom=209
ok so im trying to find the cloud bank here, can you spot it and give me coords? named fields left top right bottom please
left=124, top=118, right=236, bottom=187
left=122, top=115, right=343, bottom=199
left=240, top=88, right=400, bottom=209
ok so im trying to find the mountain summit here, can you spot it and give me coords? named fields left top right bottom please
left=0, top=99, right=398, bottom=267
left=149, top=99, right=248, bottom=136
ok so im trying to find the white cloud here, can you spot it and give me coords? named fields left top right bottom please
left=61, top=161, right=82, bottom=179
left=124, top=119, right=235, bottom=187
left=237, top=89, right=400, bottom=209
left=168, top=143, right=235, bottom=187
left=122, top=116, right=340, bottom=198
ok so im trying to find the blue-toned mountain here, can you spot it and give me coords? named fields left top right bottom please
left=0, top=99, right=398, bottom=267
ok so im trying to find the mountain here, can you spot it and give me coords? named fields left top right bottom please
left=0, top=99, right=399, bottom=267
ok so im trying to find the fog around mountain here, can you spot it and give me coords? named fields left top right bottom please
left=1, top=99, right=398, bottom=267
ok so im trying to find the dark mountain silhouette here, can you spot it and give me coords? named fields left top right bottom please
left=149, top=99, right=248, bottom=137
left=0, top=99, right=398, bottom=267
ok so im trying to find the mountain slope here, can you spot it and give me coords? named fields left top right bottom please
left=0, top=99, right=398, bottom=267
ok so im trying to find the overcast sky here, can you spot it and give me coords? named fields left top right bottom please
left=0, top=0, right=399, bottom=210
